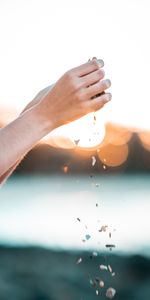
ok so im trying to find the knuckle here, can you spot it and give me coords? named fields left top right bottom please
left=75, top=90, right=83, bottom=101
left=65, top=70, right=74, bottom=81
left=75, top=78, right=84, bottom=90
left=97, top=69, right=103, bottom=76
left=71, top=78, right=83, bottom=92
left=97, top=69, right=105, bottom=78
left=100, top=69, right=105, bottom=78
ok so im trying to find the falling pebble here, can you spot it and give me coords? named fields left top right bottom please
left=111, top=272, right=116, bottom=277
left=63, top=166, right=68, bottom=173
left=96, top=203, right=98, bottom=207
left=99, top=225, right=108, bottom=232
left=85, top=234, right=91, bottom=240
left=89, top=279, right=97, bottom=287
left=108, top=265, right=113, bottom=273
left=77, top=218, right=81, bottom=222
left=103, top=165, right=106, bottom=170
left=92, top=156, right=96, bottom=166
left=105, top=244, right=116, bottom=251
left=99, top=264, right=108, bottom=271
left=96, top=290, right=99, bottom=296
left=76, top=257, right=82, bottom=264
left=106, top=287, right=116, bottom=299
left=90, top=279, right=94, bottom=285
left=99, top=280, right=104, bottom=288
left=74, top=139, right=80, bottom=145
left=95, top=183, right=100, bottom=187
left=109, top=232, right=112, bottom=238
left=82, top=239, right=86, bottom=243
left=92, top=251, right=98, bottom=257
left=94, top=115, right=96, bottom=121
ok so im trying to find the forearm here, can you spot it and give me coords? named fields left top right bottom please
left=0, top=103, right=51, bottom=178
left=0, top=85, right=54, bottom=185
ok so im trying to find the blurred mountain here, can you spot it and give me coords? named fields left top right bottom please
left=14, top=132, right=150, bottom=175
left=0, top=109, right=150, bottom=174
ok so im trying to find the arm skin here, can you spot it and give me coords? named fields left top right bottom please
left=0, top=85, right=53, bottom=185
left=0, top=59, right=111, bottom=185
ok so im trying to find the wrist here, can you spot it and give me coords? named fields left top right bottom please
left=29, top=102, right=55, bottom=138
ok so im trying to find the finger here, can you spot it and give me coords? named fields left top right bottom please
left=73, top=59, right=104, bottom=77
left=86, top=79, right=111, bottom=99
left=82, top=69, right=105, bottom=87
left=88, top=93, right=112, bottom=112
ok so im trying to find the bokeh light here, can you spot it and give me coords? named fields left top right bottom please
left=97, top=143, right=129, bottom=167
left=138, top=131, right=150, bottom=152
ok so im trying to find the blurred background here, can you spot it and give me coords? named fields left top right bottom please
left=0, top=0, right=150, bottom=299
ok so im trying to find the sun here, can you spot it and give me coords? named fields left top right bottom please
left=44, top=110, right=106, bottom=150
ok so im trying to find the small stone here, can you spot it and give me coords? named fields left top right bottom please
left=96, top=290, right=99, bottom=296
left=99, top=225, right=108, bottom=232
left=63, top=165, right=68, bottom=173
left=105, top=244, right=116, bottom=251
left=92, top=156, right=96, bottom=166
left=85, top=234, right=91, bottom=240
left=106, top=287, right=116, bottom=299
left=108, top=265, right=112, bottom=273
left=89, top=279, right=94, bottom=285
left=99, top=264, right=108, bottom=270
left=95, top=183, right=100, bottom=187
left=99, top=280, right=104, bottom=288
left=92, top=251, right=98, bottom=257
left=76, top=257, right=82, bottom=264
left=74, top=139, right=80, bottom=145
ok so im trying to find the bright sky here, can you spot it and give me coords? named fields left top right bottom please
left=0, top=0, right=150, bottom=131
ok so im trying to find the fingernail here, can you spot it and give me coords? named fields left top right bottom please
left=105, top=79, right=111, bottom=87
left=106, top=93, right=112, bottom=101
left=97, top=59, right=104, bottom=67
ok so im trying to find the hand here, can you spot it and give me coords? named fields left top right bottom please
left=38, top=59, right=111, bottom=130
left=0, top=59, right=111, bottom=182
left=21, top=85, right=54, bottom=114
